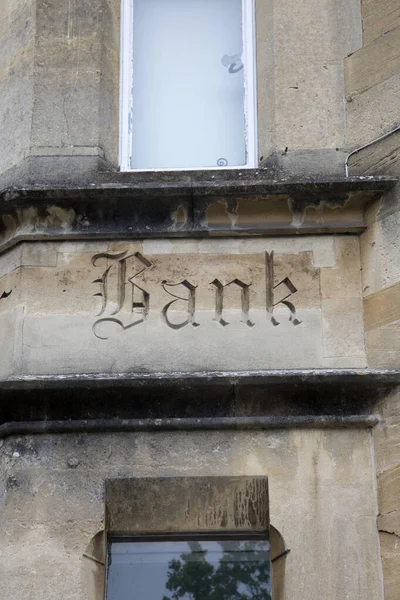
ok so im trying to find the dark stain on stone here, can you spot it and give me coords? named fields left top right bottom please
left=247, top=497, right=258, bottom=527
left=175, top=205, right=187, bottom=225
left=0, top=289, right=12, bottom=299
left=220, top=509, right=228, bottom=528
left=0, top=176, right=396, bottom=249
left=6, top=475, right=19, bottom=490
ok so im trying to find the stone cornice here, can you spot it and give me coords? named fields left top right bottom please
left=3, top=368, right=400, bottom=388
left=0, top=174, right=396, bottom=252
left=0, top=370, right=399, bottom=423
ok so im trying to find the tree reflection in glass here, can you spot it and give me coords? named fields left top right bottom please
left=163, top=541, right=271, bottom=600
left=107, top=539, right=271, bottom=600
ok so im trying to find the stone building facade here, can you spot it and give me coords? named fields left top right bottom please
left=0, top=0, right=400, bottom=599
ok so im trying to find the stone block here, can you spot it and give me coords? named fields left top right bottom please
left=238, top=237, right=337, bottom=268
left=321, top=356, right=368, bottom=368
left=0, top=154, right=111, bottom=188
left=365, top=323, right=400, bottom=369
left=55, top=241, right=110, bottom=255
left=361, top=208, right=400, bottom=296
left=0, top=238, right=369, bottom=375
left=0, top=520, right=102, bottom=600
left=345, top=26, right=400, bottom=98
left=0, top=0, right=120, bottom=180
left=106, top=476, right=269, bottom=534
left=364, top=285, right=400, bottom=331
left=20, top=309, right=326, bottom=374
left=348, top=129, right=400, bottom=177
left=0, top=62, right=33, bottom=175
left=379, top=388, right=400, bottom=420
left=261, top=149, right=348, bottom=178
left=378, top=511, right=400, bottom=538
left=32, top=0, right=103, bottom=151
left=322, top=515, right=383, bottom=600
left=3, top=468, right=105, bottom=523
left=20, top=255, right=102, bottom=315
left=377, top=465, right=400, bottom=515
left=0, top=0, right=34, bottom=72
left=0, top=268, right=20, bottom=314
left=320, top=236, right=361, bottom=299
left=362, top=0, right=400, bottom=46
left=336, top=0, right=363, bottom=56
left=367, top=349, right=400, bottom=369
left=379, top=531, right=400, bottom=600
left=0, top=0, right=34, bottom=175
left=0, top=305, right=24, bottom=378
left=21, top=243, right=58, bottom=267
left=345, top=73, right=400, bottom=146
left=143, top=237, right=337, bottom=268
left=0, top=245, right=23, bottom=278
left=256, top=0, right=361, bottom=157
left=35, top=0, right=103, bottom=38
left=255, top=0, right=274, bottom=159
left=30, top=68, right=100, bottom=148
left=321, top=297, right=366, bottom=360
left=274, top=62, right=346, bottom=150
left=374, top=418, right=400, bottom=475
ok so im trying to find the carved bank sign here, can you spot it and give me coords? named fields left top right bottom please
left=92, top=250, right=301, bottom=339
left=0, top=238, right=367, bottom=374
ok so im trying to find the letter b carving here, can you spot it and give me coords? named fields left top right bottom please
left=92, top=251, right=151, bottom=339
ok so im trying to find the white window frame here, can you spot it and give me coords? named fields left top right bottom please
left=119, top=0, right=258, bottom=172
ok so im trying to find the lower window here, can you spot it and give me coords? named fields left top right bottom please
left=106, top=534, right=271, bottom=600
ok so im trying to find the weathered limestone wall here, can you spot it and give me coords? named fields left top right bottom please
left=361, top=181, right=400, bottom=369
left=348, top=101, right=400, bottom=370
left=0, top=0, right=120, bottom=187
left=359, top=167, right=400, bottom=600
left=373, top=390, right=400, bottom=600
left=346, top=1, right=400, bottom=368
left=0, top=236, right=366, bottom=377
left=344, top=0, right=400, bottom=146
left=1, top=0, right=363, bottom=184
left=0, top=428, right=383, bottom=600
left=31, top=0, right=119, bottom=164
left=258, top=0, right=362, bottom=174
left=346, top=2, right=400, bottom=591
left=0, top=0, right=35, bottom=175
left=361, top=0, right=400, bottom=46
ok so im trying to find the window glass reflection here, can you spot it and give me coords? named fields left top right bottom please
left=107, top=539, right=271, bottom=600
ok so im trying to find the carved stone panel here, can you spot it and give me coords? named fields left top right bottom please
left=0, top=237, right=366, bottom=376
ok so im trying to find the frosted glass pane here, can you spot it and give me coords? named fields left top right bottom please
left=107, top=540, right=271, bottom=600
left=131, top=0, right=246, bottom=169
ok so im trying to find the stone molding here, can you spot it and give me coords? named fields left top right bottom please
left=0, top=370, right=398, bottom=425
left=0, top=176, right=396, bottom=251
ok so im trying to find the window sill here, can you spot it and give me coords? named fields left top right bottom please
left=0, top=172, right=396, bottom=252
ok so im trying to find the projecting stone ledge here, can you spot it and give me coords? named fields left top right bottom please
left=0, top=370, right=399, bottom=424
left=0, top=173, right=396, bottom=251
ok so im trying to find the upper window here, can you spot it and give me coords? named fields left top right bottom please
left=120, top=0, right=257, bottom=171
left=106, top=535, right=271, bottom=600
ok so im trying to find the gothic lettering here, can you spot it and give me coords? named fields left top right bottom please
left=210, top=278, right=254, bottom=327
left=90, top=249, right=303, bottom=338
left=265, top=251, right=301, bottom=326
left=161, top=280, right=199, bottom=330
left=92, top=251, right=152, bottom=339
